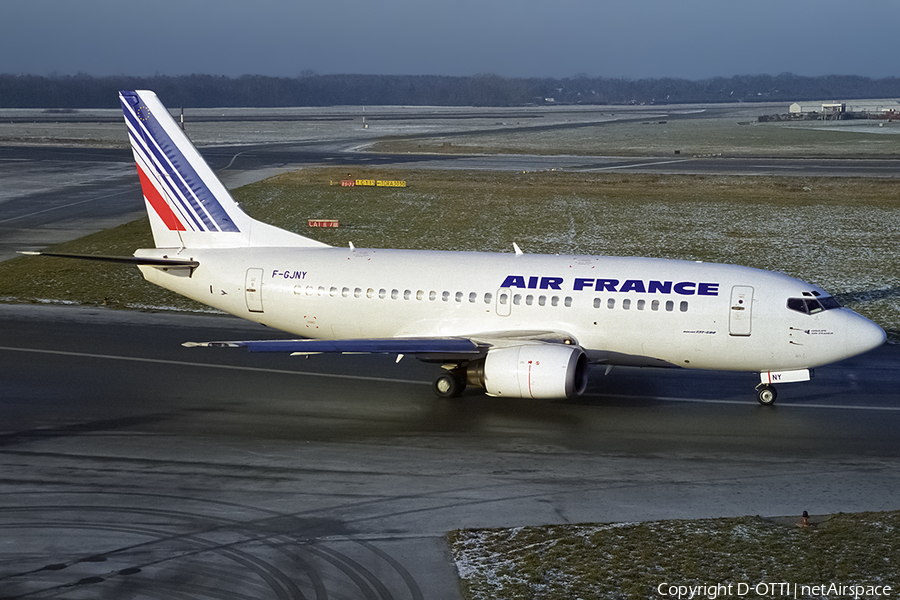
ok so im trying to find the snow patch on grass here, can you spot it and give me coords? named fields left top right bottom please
left=449, top=512, right=900, bottom=599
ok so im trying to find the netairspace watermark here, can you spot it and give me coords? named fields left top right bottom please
left=657, top=582, right=893, bottom=599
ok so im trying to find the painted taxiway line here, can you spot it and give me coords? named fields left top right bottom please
left=584, top=158, right=692, bottom=171
left=0, top=188, right=132, bottom=224
left=0, top=345, right=429, bottom=386
left=3, top=345, right=894, bottom=410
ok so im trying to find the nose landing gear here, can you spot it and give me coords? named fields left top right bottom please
left=755, top=383, right=777, bottom=405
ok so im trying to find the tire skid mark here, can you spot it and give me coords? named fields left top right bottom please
left=0, top=504, right=334, bottom=561
left=355, top=539, right=424, bottom=600
left=0, top=494, right=426, bottom=600
left=261, top=544, right=329, bottom=600
left=302, top=545, right=389, bottom=600
left=0, top=518, right=302, bottom=599
left=0, top=479, right=510, bottom=598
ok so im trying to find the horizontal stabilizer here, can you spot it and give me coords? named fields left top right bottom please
left=183, top=337, right=488, bottom=356
left=19, top=251, right=199, bottom=268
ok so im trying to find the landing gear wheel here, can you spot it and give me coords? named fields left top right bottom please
left=433, top=372, right=466, bottom=398
left=756, top=384, right=777, bottom=406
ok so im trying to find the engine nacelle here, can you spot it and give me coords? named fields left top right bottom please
left=483, top=344, right=589, bottom=398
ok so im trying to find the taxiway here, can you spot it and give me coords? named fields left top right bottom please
left=1, top=304, right=898, bottom=598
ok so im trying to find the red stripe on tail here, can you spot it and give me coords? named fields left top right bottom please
left=137, top=165, right=186, bottom=231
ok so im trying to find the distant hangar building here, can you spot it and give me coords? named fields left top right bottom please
left=772, top=99, right=898, bottom=122
left=790, top=102, right=845, bottom=114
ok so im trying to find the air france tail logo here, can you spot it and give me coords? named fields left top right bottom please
left=120, top=91, right=240, bottom=234
left=500, top=275, right=720, bottom=296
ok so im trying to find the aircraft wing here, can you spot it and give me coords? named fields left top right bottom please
left=183, top=337, right=490, bottom=358
left=182, top=330, right=579, bottom=359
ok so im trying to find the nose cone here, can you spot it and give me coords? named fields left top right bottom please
left=842, top=311, right=886, bottom=359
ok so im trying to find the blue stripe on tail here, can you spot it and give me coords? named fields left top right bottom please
left=120, top=91, right=240, bottom=233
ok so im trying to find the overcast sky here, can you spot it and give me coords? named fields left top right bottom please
left=2, top=0, right=897, bottom=80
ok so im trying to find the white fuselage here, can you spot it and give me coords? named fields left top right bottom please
left=138, top=246, right=884, bottom=373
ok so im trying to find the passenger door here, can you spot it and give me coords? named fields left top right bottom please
left=245, top=268, right=264, bottom=313
left=729, top=285, right=753, bottom=336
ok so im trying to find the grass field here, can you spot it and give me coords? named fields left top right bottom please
left=449, top=511, right=900, bottom=600
left=3, top=168, right=897, bottom=339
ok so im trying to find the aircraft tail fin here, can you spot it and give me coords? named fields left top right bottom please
left=119, top=90, right=327, bottom=250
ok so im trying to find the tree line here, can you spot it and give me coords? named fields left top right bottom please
left=1, top=72, right=899, bottom=108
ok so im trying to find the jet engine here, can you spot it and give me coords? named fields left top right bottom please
left=481, top=344, right=588, bottom=398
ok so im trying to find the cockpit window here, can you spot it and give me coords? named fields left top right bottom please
left=819, top=296, right=841, bottom=310
left=787, top=295, right=841, bottom=315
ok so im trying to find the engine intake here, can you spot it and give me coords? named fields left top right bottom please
left=483, top=344, right=588, bottom=398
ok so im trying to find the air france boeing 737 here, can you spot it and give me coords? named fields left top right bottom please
left=29, top=91, right=886, bottom=404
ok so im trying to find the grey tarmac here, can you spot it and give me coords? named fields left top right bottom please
left=1, top=304, right=898, bottom=598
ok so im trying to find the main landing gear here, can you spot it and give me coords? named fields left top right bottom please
left=755, top=383, right=777, bottom=406
left=435, top=365, right=784, bottom=404
left=433, top=371, right=466, bottom=398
